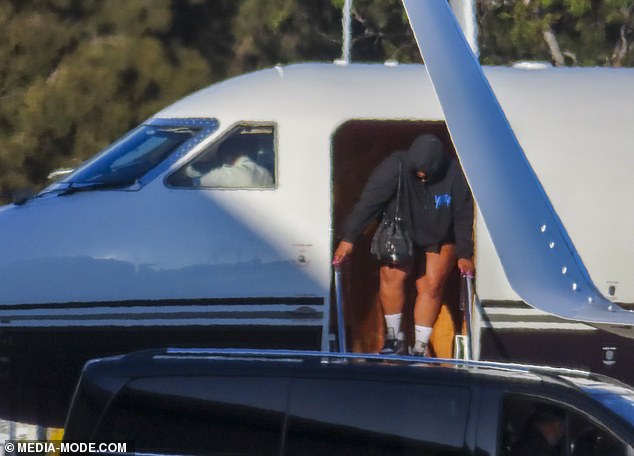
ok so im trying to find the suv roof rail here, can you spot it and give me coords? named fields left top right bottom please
left=124, top=347, right=600, bottom=381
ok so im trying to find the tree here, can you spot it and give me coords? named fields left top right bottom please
left=0, top=0, right=213, bottom=200
left=478, top=0, right=634, bottom=67
left=229, top=0, right=342, bottom=73
left=602, top=0, right=634, bottom=67
left=2, top=0, right=633, bottom=202
left=331, top=0, right=419, bottom=62
left=229, top=0, right=419, bottom=74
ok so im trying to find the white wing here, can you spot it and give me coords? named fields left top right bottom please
left=402, top=0, right=634, bottom=333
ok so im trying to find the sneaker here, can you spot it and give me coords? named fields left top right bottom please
left=380, top=337, right=408, bottom=355
left=410, top=341, right=428, bottom=356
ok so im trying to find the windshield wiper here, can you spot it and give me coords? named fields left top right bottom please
left=57, top=181, right=136, bottom=196
left=158, top=127, right=198, bottom=135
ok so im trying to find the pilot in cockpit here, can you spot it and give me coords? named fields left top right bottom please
left=189, top=134, right=273, bottom=188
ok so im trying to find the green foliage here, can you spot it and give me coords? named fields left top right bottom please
left=564, top=0, right=592, bottom=17
left=348, top=0, right=419, bottom=62
left=478, top=0, right=634, bottom=67
left=230, top=0, right=341, bottom=72
left=230, top=0, right=417, bottom=73
left=0, top=0, right=212, bottom=199
left=1, top=0, right=632, bottom=201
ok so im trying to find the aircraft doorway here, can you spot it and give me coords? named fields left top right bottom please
left=331, top=120, right=465, bottom=355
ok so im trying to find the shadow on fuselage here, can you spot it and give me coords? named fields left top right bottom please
left=0, top=188, right=326, bottom=426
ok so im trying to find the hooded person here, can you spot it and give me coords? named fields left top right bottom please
left=333, top=133, right=474, bottom=355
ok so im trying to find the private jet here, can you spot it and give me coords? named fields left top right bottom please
left=0, top=0, right=632, bottom=425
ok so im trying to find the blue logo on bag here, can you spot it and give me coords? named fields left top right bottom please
left=435, top=194, right=452, bottom=209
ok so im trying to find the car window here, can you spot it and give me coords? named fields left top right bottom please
left=286, top=378, right=471, bottom=456
left=561, top=376, right=634, bottom=425
left=168, top=124, right=276, bottom=189
left=501, top=395, right=634, bottom=456
left=92, top=376, right=289, bottom=456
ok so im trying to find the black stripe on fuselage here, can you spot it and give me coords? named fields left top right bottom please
left=0, top=296, right=324, bottom=311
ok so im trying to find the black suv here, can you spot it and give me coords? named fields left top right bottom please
left=64, top=349, right=634, bottom=456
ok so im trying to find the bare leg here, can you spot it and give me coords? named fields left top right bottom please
left=379, top=264, right=409, bottom=316
left=414, top=244, right=456, bottom=327
left=378, top=263, right=410, bottom=354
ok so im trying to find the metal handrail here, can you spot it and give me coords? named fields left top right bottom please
left=334, top=264, right=347, bottom=353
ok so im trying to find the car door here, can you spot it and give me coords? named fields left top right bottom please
left=476, top=387, right=634, bottom=456
left=284, top=370, right=473, bottom=456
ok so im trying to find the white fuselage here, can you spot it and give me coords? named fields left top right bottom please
left=0, top=63, right=632, bottom=342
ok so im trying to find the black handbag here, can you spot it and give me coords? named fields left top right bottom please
left=370, top=161, right=414, bottom=265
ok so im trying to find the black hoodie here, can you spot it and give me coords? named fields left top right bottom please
left=342, top=134, right=474, bottom=259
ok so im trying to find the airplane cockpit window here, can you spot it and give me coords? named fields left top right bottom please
left=167, top=124, right=276, bottom=189
left=501, top=395, right=634, bottom=456
left=44, top=118, right=217, bottom=195
left=66, top=125, right=201, bottom=188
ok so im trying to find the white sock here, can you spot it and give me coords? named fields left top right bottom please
left=384, top=313, right=404, bottom=340
left=415, top=325, right=433, bottom=345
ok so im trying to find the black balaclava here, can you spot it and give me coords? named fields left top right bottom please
left=404, top=134, right=449, bottom=182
